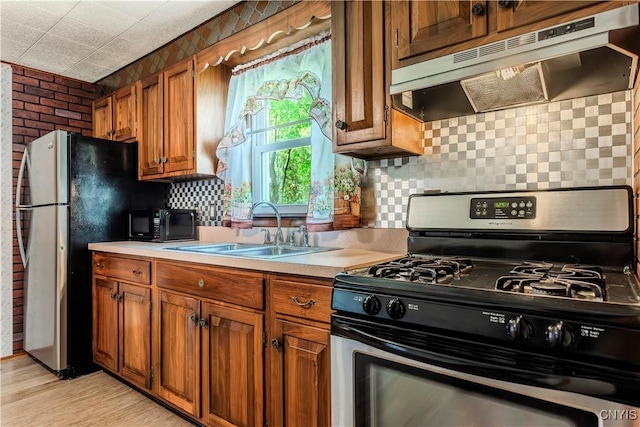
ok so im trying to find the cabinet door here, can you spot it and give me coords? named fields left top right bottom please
left=156, top=291, right=201, bottom=417
left=392, top=0, right=488, bottom=60
left=163, top=60, right=194, bottom=174
left=496, top=1, right=602, bottom=33
left=119, top=283, right=151, bottom=390
left=332, top=0, right=387, bottom=147
left=92, top=97, right=112, bottom=140
left=112, top=85, right=136, bottom=141
left=201, top=302, right=264, bottom=427
left=137, top=74, right=164, bottom=178
left=92, top=278, right=118, bottom=371
left=270, top=319, right=330, bottom=427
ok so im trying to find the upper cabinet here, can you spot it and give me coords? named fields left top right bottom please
left=332, top=0, right=422, bottom=159
left=137, top=58, right=229, bottom=181
left=391, top=0, right=618, bottom=68
left=393, top=1, right=489, bottom=61
left=92, top=85, right=136, bottom=142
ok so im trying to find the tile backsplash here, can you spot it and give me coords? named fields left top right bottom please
left=168, top=91, right=632, bottom=229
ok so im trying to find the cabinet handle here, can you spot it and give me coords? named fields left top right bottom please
left=95, top=262, right=104, bottom=270
left=271, top=338, right=281, bottom=350
left=161, top=157, right=168, bottom=163
left=335, top=120, right=348, bottom=131
left=190, top=313, right=198, bottom=324
left=472, top=3, right=485, bottom=16
left=197, top=278, right=204, bottom=288
left=291, top=296, right=316, bottom=309
left=132, top=269, right=142, bottom=277
left=199, top=318, right=208, bottom=328
left=498, top=0, right=514, bottom=8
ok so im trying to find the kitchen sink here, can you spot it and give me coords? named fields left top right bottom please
left=166, top=243, right=338, bottom=259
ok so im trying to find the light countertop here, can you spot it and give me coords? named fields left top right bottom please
left=88, top=240, right=404, bottom=279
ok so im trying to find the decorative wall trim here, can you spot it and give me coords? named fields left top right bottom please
left=96, top=1, right=298, bottom=95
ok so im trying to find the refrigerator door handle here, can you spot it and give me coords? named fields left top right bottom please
left=15, top=148, right=31, bottom=268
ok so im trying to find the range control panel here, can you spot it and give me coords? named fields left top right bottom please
left=470, top=196, right=536, bottom=219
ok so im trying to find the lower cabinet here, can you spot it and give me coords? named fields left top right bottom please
left=92, top=255, right=152, bottom=390
left=92, top=253, right=331, bottom=427
left=267, top=275, right=333, bottom=427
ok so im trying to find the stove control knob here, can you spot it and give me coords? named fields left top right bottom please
left=506, top=315, right=533, bottom=341
left=362, top=295, right=381, bottom=315
left=546, top=321, right=574, bottom=348
left=386, top=298, right=406, bottom=320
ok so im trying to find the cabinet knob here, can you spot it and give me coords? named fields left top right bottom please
left=132, top=269, right=142, bottom=277
left=199, top=318, right=208, bottom=328
left=190, top=313, right=198, bottom=324
left=197, top=278, right=204, bottom=288
left=271, top=338, right=281, bottom=350
left=335, top=120, right=348, bottom=131
left=154, top=158, right=161, bottom=165
left=161, top=157, right=168, bottom=163
left=498, top=0, right=514, bottom=8
left=472, top=3, right=485, bottom=16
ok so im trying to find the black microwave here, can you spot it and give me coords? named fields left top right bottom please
left=128, top=209, right=197, bottom=242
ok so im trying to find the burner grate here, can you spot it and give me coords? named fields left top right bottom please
left=496, top=263, right=607, bottom=301
left=367, top=256, right=474, bottom=284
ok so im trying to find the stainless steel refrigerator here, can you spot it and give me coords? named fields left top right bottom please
left=14, top=130, right=167, bottom=378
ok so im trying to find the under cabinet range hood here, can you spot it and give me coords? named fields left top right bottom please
left=391, top=4, right=640, bottom=122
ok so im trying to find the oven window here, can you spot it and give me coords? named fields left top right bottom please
left=354, top=354, right=597, bottom=427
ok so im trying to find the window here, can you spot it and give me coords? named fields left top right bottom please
left=250, top=92, right=312, bottom=216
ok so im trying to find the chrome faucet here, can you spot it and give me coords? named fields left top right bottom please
left=249, top=201, right=283, bottom=246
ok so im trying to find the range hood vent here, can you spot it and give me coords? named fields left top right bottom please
left=391, top=4, right=640, bottom=123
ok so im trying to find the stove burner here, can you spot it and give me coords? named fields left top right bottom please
left=496, top=263, right=607, bottom=301
left=367, top=256, right=473, bottom=284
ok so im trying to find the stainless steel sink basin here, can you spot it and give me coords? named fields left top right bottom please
left=167, top=243, right=261, bottom=254
left=166, top=243, right=337, bottom=259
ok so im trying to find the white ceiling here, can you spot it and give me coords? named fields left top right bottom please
left=0, top=0, right=239, bottom=83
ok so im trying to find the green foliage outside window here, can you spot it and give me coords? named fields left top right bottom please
left=262, top=92, right=313, bottom=206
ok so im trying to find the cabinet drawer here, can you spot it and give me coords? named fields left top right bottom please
left=271, top=277, right=333, bottom=323
left=156, top=261, right=264, bottom=310
left=93, top=253, right=151, bottom=285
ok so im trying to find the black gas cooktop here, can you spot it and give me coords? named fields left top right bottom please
left=344, top=255, right=639, bottom=305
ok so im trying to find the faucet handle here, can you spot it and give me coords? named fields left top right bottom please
left=298, top=225, right=309, bottom=247
left=288, top=229, right=300, bottom=246
left=260, top=228, right=272, bottom=244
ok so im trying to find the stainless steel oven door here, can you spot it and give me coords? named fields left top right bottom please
left=332, top=334, right=640, bottom=427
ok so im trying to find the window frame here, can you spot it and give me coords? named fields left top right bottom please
left=249, top=103, right=312, bottom=217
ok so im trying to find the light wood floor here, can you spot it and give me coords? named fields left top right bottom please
left=0, top=355, right=194, bottom=426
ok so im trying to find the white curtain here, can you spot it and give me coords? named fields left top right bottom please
left=216, top=34, right=365, bottom=230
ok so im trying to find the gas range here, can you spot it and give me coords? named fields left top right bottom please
left=331, top=186, right=640, bottom=406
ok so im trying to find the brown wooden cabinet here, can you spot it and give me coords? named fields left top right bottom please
left=393, top=1, right=488, bottom=61
left=154, top=260, right=265, bottom=426
left=155, top=290, right=201, bottom=416
left=390, top=0, right=618, bottom=68
left=332, top=0, right=422, bottom=159
left=92, top=254, right=152, bottom=390
left=137, top=58, right=230, bottom=181
left=92, top=85, right=136, bottom=141
left=201, top=302, right=264, bottom=427
left=137, top=73, right=164, bottom=178
left=267, top=275, right=332, bottom=427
